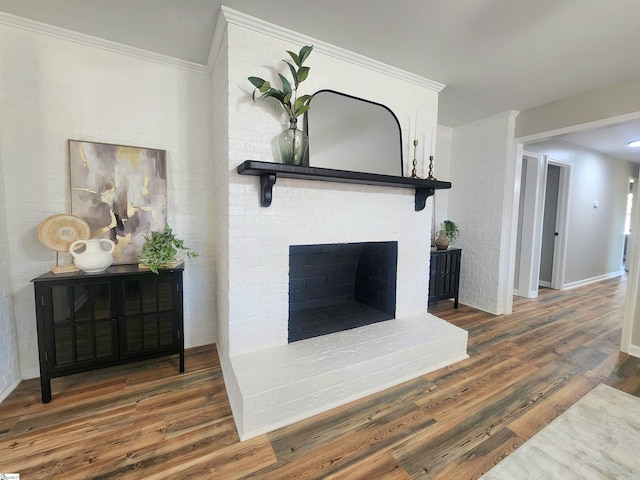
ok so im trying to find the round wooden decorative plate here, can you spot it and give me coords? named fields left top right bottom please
left=37, top=214, right=91, bottom=252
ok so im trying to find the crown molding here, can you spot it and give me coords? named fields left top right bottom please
left=0, top=11, right=210, bottom=75
left=206, top=5, right=230, bottom=75
left=221, top=6, right=446, bottom=93
left=0, top=6, right=449, bottom=88
left=507, top=110, right=520, bottom=121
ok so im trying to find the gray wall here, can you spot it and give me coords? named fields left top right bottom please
left=516, top=77, right=640, bottom=139
left=526, top=139, right=638, bottom=285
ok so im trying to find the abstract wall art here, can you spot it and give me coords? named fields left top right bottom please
left=69, top=140, right=167, bottom=264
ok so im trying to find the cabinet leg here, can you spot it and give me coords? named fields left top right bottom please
left=454, top=295, right=459, bottom=309
left=179, top=350, right=185, bottom=373
left=40, top=375, right=52, bottom=403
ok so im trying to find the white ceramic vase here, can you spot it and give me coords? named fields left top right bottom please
left=69, top=239, right=115, bottom=273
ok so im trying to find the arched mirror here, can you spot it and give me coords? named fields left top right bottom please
left=305, top=90, right=403, bottom=176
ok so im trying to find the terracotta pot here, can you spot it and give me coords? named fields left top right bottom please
left=434, top=230, right=449, bottom=250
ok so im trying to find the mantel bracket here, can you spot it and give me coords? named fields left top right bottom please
left=415, top=188, right=435, bottom=211
left=260, top=174, right=277, bottom=207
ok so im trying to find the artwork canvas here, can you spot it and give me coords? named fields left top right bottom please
left=69, top=140, right=167, bottom=264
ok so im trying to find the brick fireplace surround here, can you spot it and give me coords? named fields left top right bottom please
left=214, top=8, right=469, bottom=440
left=221, top=176, right=468, bottom=440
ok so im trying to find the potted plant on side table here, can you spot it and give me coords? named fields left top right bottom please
left=139, top=224, right=198, bottom=274
left=435, top=219, right=460, bottom=250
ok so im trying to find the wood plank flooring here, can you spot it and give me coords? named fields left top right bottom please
left=2, top=275, right=640, bottom=479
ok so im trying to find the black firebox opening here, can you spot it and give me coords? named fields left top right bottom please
left=288, top=241, right=398, bottom=343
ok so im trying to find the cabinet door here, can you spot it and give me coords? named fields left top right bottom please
left=428, top=252, right=439, bottom=301
left=120, top=274, right=177, bottom=358
left=49, top=281, right=117, bottom=368
left=442, top=250, right=461, bottom=297
left=429, top=249, right=461, bottom=303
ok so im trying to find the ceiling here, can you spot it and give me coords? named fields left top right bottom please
left=2, top=0, right=640, bottom=161
left=545, top=120, right=640, bottom=163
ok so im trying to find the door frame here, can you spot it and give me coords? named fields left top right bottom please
left=513, top=151, right=545, bottom=298
left=547, top=158, right=571, bottom=290
left=622, top=176, right=640, bottom=356
left=513, top=153, right=571, bottom=297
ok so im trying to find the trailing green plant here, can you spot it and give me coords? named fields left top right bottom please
left=248, top=45, right=314, bottom=124
left=443, top=220, right=460, bottom=245
left=139, top=224, right=198, bottom=274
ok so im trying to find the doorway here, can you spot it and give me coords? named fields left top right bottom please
left=514, top=155, right=570, bottom=297
left=539, top=162, right=570, bottom=289
left=512, top=112, right=640, bottom=359
left=539, top=164, right=560, bottom=287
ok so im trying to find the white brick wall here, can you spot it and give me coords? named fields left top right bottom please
left=432, top=125, right=452, bottom=242
left=211, top=26, right=236, bottom=401
left=0, top=22, right=216, bottom=381
left=213, top=11, right=465, bottom=439
left=223, top=21, right=440, bottom=357
left=0, top=130, right=21, bottom=402
left=227, top=179, right=431, bottom=353
left=449, top=111, right=518, bottom=315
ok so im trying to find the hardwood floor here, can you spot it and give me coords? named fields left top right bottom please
left=2, top=275, right=639, bottom=479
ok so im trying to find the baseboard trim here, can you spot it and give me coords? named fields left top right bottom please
left=627, top=344, right=640, bottom=359
left=0, top=378, right=21, bottom=404
left=513, top=288, right=538, bottom=299
left=563, top=270, right=624, bottom=290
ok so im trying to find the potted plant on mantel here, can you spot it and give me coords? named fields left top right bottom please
left=435, top=219, right=460, bottom=250
left=139, top=224, right=198, bottom=274
left=248, top=45, right=314, bottom=166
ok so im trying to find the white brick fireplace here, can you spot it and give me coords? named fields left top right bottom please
left=213, top=8, right=468, bottom=440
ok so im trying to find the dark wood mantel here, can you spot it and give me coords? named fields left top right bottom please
left=236, top=160, right=452, bottom=211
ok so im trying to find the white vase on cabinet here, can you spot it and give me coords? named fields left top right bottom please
left=69, top=239, right=115, bottom=273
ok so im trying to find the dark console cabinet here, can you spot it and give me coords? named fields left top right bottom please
left=32, top=265, right=184, bottom=403
left=429, top=248, right=461, bottom=308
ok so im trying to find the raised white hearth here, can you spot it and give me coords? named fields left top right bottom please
left=232, top=312, right=467, bottom=439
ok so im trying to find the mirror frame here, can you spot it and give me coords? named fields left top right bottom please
left=304, top=89, right=404, bottom=176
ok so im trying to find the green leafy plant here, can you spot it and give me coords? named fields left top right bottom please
left=139, top=224, right=198, bottom=274
left=248, top=45, right=314, bottom=123
left=443, top=220, right=460, bottom=245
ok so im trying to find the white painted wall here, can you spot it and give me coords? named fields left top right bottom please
left=448, top=111, right=519, bottom=315
left=526, top=139, right=637, bottom=286
left=0, top=21, right=216, bottom=384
